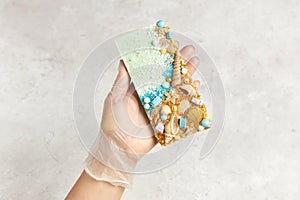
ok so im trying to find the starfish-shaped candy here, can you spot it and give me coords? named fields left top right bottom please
left=164, top=88, right=180, bottom=104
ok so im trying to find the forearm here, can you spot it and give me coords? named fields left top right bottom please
left=65, top=171, right=125, bottom=200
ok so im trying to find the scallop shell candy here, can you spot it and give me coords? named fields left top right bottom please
left=160, top=105, right=171, bottom=115
left=179, top=99, right=190, bottom=113
left=178, top=84, right=197, bottom=96
left=184, top=106, right=203, bottom=127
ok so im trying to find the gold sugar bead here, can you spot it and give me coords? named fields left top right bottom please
left=180, top=59, right=185, bottom=64
left=171, top=105, right=178, bottom=112
left=160, top=48, right=167, bottom=54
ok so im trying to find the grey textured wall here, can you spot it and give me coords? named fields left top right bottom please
left=0, top=0, right=299, bottom=199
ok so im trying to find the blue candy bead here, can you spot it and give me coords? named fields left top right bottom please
left=201, top=119, right=211, bottom=128
left=156, top=20, right=166, bottom=28
left=179, top=118, right=187, bottom=129
left=166, top=31, right=173, bottom=39
left=160, top=115, right=167, bottom=121
left=151, top=96, right=162, bottom=108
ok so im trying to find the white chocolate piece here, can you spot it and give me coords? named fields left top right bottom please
left=155, top=122, right=165, bottom=133
left=191, top=98, right=203, bottom=105
left=160, top=105, right=171, bottom=115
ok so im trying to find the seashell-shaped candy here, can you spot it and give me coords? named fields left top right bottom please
left=165, top=113, right=179, bottom=135
left=171, top=51, right=182, bottom=87
left=160, top=105, right=171, bottom=115
left=184, top=106, right=203, bottom=127
left=179, top=99, right=190, bottom=113
left=178, top=84, right=197, bottom=96
left=150, top=106, right=161, bottom=126
left=164, top=133, right=174, bottom=144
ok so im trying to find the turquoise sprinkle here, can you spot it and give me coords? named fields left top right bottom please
left=151, top=96, right=162, bottom=108
left=140, top=82, right=172, bottom=109
left=179, top=118, right=187, bottom=129
left=166, top=31, right=173, bottom=39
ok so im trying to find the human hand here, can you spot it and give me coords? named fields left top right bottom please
left=85, top=45, right=201, bottom=188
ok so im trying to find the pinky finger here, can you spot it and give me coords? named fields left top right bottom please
left=187, top=56, right=200, bottom=75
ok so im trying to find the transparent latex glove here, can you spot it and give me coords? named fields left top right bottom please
left=84, top=46, right=200, bottom=188
left=84, top=61, right=157, bottom=188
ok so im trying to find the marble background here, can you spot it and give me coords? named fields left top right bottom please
left=0, top=0, right=299, bottom=199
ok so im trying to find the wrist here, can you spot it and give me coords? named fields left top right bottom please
left=66, top=170, right=125, bottom=199
left=84, top=154, right=134, bottom=188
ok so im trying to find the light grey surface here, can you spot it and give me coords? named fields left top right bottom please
left=0, top=0, right=299, bottom=199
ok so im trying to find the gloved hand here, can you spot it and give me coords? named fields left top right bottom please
left=84, top=46, right=200, bottom=188
left=84, top=60, right=157, bottom=188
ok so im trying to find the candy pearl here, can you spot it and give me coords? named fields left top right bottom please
left=162, top=81, right=170, bottom=88
left=166, top=77, right=171, bottom=82
left=181, top=67, right=188, bottom=74
left=156, top=20, right=166, bottom=28
left=160, top=105, right=171, bottom=115
left=160, top=48, right=166, bottom=54
left=144, top=97, right=151, bottom=103
left=144, top=103, right=150, bottom=110
left=171, top=105, right=177, bottom=112
left=198, top=125, right=205, bottom=131
left=201, top=119, right=211, bottom=128
left=166, top=31, right=173, bottom=39
left=160, top=114, right=167, bottom=121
